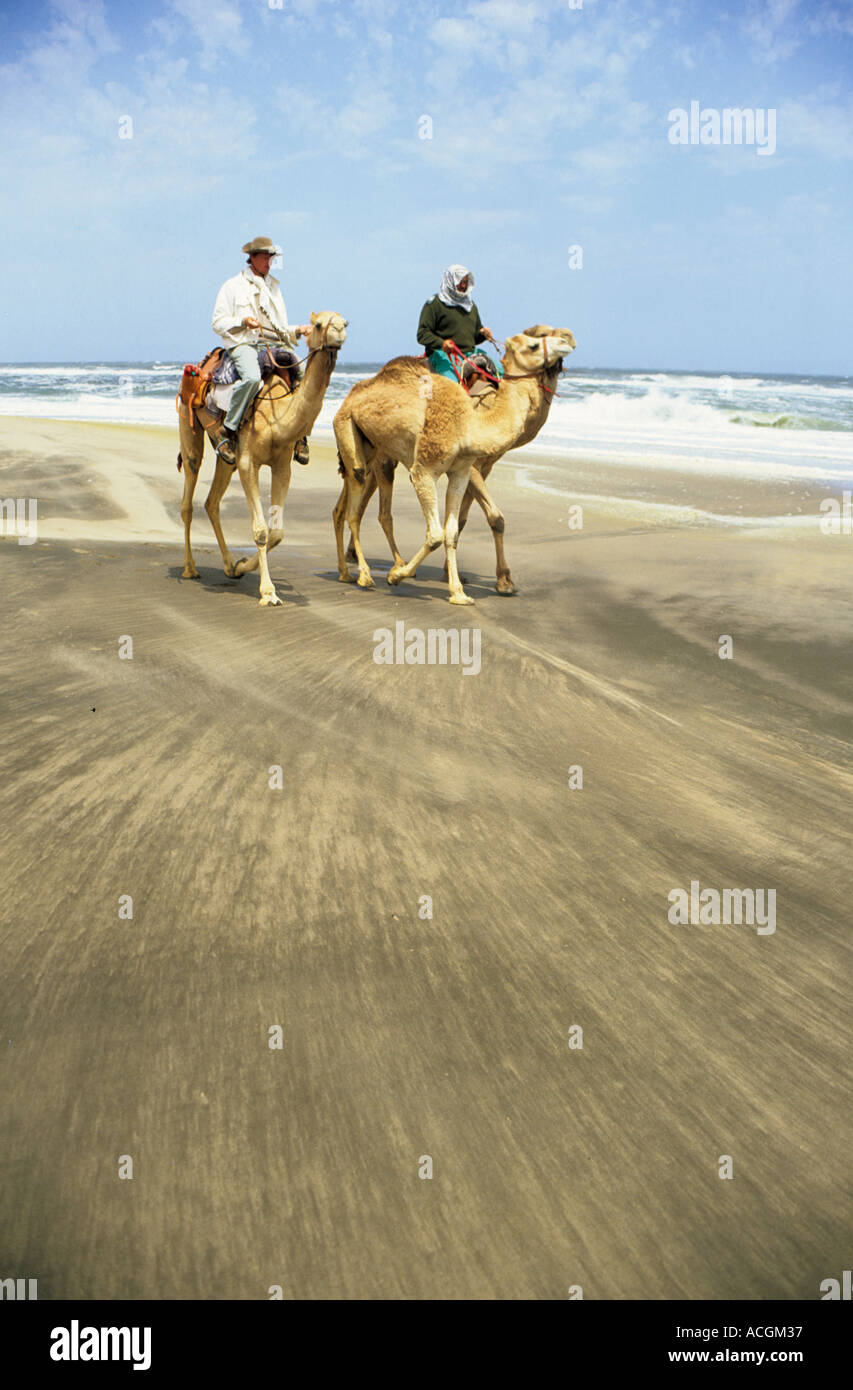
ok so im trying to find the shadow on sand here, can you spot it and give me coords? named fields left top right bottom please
left=168, top=563, right=309, bottom=607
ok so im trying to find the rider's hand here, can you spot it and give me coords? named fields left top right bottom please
left=442, top=339, right=456, bottom=353
left=296, top=324, right=312, bottom=338
left=242, top=316, right=261, bottom=329
left=481, top=327, right=494, bottom=341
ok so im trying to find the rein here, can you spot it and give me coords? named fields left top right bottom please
left=249, top=321, right=340, bottom=424
left=257, top=318, right=338, bottom=372
left=444, top=337, right=563, bottom=397
left=445, top=342, right=502, bottom=393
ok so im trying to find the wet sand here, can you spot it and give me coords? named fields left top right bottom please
left=0, top=416, right=850, bottom=1299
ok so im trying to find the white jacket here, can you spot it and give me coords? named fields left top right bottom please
left=212, top=268, right=298, bottom=349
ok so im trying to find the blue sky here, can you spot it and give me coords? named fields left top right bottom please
left=0, top=0, right=851, bottom=373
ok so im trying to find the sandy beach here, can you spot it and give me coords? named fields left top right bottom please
left=1, top=414, right=850, bottom=1300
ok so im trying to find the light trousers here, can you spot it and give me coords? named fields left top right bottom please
left=223, top=344, right=262, bottom=432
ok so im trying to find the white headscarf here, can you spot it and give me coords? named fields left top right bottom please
left=438, top=264, right=475, bottom=312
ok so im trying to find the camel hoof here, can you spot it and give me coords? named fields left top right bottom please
left=387, top=568, right=404, bottom=586
left=259, top=592, right=283, bottom=607
left=232, top=558, right=251, bottom=577
left=181, top=566, right=199, bottom=580
left=338, top=570, right=356, bottom=584
left=496, top=577, right=517, bottom=594
left=357, top=574, right=375, bottom=589
left=448, top=592, right=475, bottom=605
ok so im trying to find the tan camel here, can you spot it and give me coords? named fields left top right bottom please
left=178, top=311, right=347, bottom=605
left=339, top=390, right=514, bottom=593
left=332, top=325, right=575, bottom=602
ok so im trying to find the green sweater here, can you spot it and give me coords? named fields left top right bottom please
left=417, top=296, right=486, bottom=354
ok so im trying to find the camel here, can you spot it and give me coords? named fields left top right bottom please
left=339, top=395, right=515, bottom=593
left=178, top=311, right=347, bottom=606
left=332, top=325, right=576, bottom=603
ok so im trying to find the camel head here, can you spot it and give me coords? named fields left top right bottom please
left=503, top=325, right=576, bottom=376
left=306, top=311, right=348, bottom=355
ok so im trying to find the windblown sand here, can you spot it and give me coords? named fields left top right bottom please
left=1, top=416, right=849, bottom=1299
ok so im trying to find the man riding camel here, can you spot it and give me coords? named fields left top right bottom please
left=212, top=236, right=311, bottom=466
left=416, top=264, right=504, bottom=385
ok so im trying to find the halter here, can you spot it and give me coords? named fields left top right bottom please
left=257, top=316, right=341, bottom=372
left=249, top=319, right=342, bottom=424
left=500, top=342, right=562, bottom=396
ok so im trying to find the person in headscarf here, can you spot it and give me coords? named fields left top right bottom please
left=416, top=265, right=503, bottom=383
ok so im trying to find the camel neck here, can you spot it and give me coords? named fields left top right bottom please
left=469, top=372, right=542, bottom=451
left=270, top=347, right=334, bottom=438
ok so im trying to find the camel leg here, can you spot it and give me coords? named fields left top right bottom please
left=442, top=470, right=479, bottom=583
left=344, top=468, right=378, bottom=564
left=376, top=461, right=405, bottom=572
left=178, top=411, right=205, bottom=578
left=443, top=462, right=475, bottom=605
left=333, top=479, right=354, bottom=581
left=388, top=461, right=444, bottom=586
left=344, top=474, right=375, bottom=589
left=468, top=467, right=515, bottom=594
left=334, top=413, right=375, bottom=588
left=238, top=459, right=281, bottom=606
left=204, top=454, right=241, bottom=577
left=226, top=444, right=293, bottom=586
left=265, top=456, right=292, bottom=557
left=441, top=465, right=515, bottom=592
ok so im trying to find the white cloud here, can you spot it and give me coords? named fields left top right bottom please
left=428, top=17, right=477, bottom=52
left=741, top=0, right=803, bottom=63
left=0, top=6, right=260, bottom=232
left=807, top=3, right=853, bottom=39
left=779, top=90, right=853, bottom=159
left=164, top=0, right=248, bottom=70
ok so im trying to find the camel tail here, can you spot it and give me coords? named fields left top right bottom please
left=335, top=417, right=371, bottom=485
left=177, top=451, right=183, bottom=473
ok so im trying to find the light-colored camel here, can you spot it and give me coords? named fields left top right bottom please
left=338, top=392, right=514, bottom=592
left=178, top=311, right=347, bottom=605
left=332, top=325, right=575, bottom=603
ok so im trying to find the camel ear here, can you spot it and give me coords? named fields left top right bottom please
left=310, top=312, right=319, bottom=324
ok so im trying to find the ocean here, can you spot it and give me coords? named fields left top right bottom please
left=1, top=362, right=851, bottom=495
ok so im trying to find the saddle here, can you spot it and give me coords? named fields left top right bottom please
left=177, top=345, right=301, bottom=428
left=460, top=353, right=500, bottom=402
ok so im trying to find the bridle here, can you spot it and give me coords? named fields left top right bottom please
left=249, top=317, right=343, bottom=421
left=258, top=316, right=342, bottom=372
left=501, top=341, right=565, bottom=396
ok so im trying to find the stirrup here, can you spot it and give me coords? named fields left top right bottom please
left=216, top=431, right=237, bottom=466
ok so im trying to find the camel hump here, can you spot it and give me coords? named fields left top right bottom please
left=345, top=355, right=431, bottom=402
left=374, top=355, right=429, bottom=380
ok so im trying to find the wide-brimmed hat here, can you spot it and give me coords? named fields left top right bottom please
left=242, top=236, right=281, bottom=255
